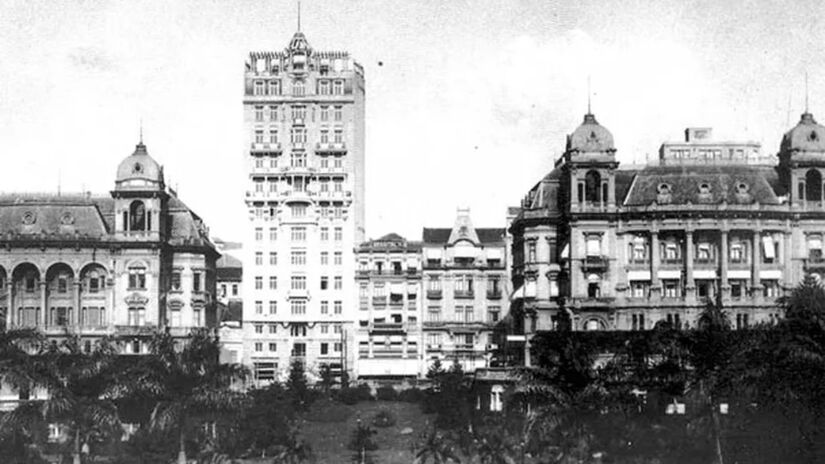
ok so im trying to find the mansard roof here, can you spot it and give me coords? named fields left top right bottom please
left=0, top=192, right=216, bottom=250
left=423, top=228, right=505, bottom=245
left=621, top=165, right=781, bottom=206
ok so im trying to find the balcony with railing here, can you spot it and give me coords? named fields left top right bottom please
left=250, top=142, right=283, bottom=152
left=372, top=295, right=388, bottom=306
left=454, top=290, right=474, bottom=300
left=486, top=289, right=503, bottom=300
left=315, top=142, right=348, bottom=153
left=426, top=289, right=442, bottom=300
left=581, top=255, right=609, bottom=272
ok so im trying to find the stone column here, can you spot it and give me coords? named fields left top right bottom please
left=685, top=229, right=695, bottom=300
left=783, top=230, right=793, bottom=288
left=720, top=230, right=729, bottom=299
left=7, top=282, right=14, bottom=328
left=39, top=281, right=47, bottom=329
left=752, top=230, right=762, bottom=298
left=650, top=231, right=661, bottom=299
left=74, top=282, right=82, bottom=328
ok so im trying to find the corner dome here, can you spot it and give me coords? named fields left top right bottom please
left=781, top=112, right=825, bottom=153
left=115, top=142, right=164, bottom=191
left=566, top=113, right=615, bottom=153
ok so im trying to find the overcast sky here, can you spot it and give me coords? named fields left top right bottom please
left=0, top=0, right=823, bottom=242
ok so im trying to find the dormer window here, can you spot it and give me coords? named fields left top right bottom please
left=736, top=182, right=749, bottom=194
left=810, top=130, right=819, bottom=142
left=656, top=183, right=672, bottom=204
left=698, top=183, right=711, bottom=194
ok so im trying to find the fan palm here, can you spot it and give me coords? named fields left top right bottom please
left=120, top=329, right=247, bottom=464
left=0, top=333, right=122, bottom=464
left=414, top=427, right=462, bottom=464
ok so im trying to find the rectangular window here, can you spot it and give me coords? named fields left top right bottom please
left=586, top=236, right=601, bottom=257
left=334, top=300, right=342, bottom=314
left=290, top=127, right=307, bottom=144
left=255, top=276, right=263, bottom=290
left=334, top=252, right=343, bottom=266
left=269, top=105, right=278, bottom=120
left=171, top=271, right=181, bottom=291
left=254, top=129, right=264, bottom=144
left=291, top=300, right=307, bottom=315
left=255, top=105, right=264, bottom=121
left=232, top=284, right=238, bottom=296
left=321, top=324, right=329, bottom=334
left=269, top=324, right=277, bottom=334
left=269, top=300, right=277, bottom=315
left=334, top=106, right=343, bottom=121
left=269, top=276, right=277, bottom=290
left=253, top=80, right=264, bottom=96
left=320, top=105, right=329, bottom=121
left=255, top=252, right=263, bottom=265
left=255, top=301, right=263, bottom=314
left=630, top=281, right=649, bottom=298
left=128, top=268, right=146, bottom=289
left=488, top=306, right=500, bottom=322
left=291, top=250, right=307, bottom=266
left=255, top=324, right=263, bottom=334
left=730, top=243, right=745, bottom=263
left=268, top=129, right=278, bottom=144
left=762, top=280, right=780, bottom=298
left=334, top=276, right=342, bottom=290
left=291, top=205, right=307, bottom=218
left=333, top=129, right=343, bottom=143
left=320, top=129, right=329, bottom=144
left=291, top=276, right=306, bottom=290
left=527, top=241, right=537, bottom=262
left=269, top=227, right=277, bottom=242
left=290, top=324, right=307, bottom=336
left=320, top=227, right=329, bottom=241
left=663, top=279, right=680, bottom=298
left=291, top=226, right=307, bottom=242
left=334, top=227, right=343, bottom=242
left=268, top=80, right=281, bottom=95
left=255, top=227, right=263, bottom=241
left=730, top=280, right=746, bottom=299
left=254, top=342, right=263, bottom=352
left=269, top=252, right=277, bottom=266
left=334, top=342, right=343, bottom=353
left=128, top=307, right=146, bottom=326
left=320, top=251, right=329, bottom=265
left=320, top=342, right=329, bottom=355
left=320, top=276, right=329, bottom=290
left=269, top=342, right=277, bottom=352
left=321, top=300, right=329, bottom=314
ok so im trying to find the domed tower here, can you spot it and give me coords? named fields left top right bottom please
left=563, top=112, right=619, bottom=212
left=778, top=112, right=825, bottom=208
left=112, top=140, right=168, bottom=240
left=286, top=31, right=312, bottom=74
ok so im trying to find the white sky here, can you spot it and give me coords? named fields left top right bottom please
left=1, top=0, right=824, bottom=242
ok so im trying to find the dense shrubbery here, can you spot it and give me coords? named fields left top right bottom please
left=336, top=383, right=374, bottom=405
left=375, top=385, right=398, bottom=401
left=398, top=387, right=425, bottom=403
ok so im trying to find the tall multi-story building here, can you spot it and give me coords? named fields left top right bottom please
left=354, top=234, right=423, bottom=380
left=508, top=110, right=825, bottom=365
left=0, top=139, right=219, bottom=407
left=242, top=30, right=365, bottom=384
left=422, top=209, right=509, bottom=373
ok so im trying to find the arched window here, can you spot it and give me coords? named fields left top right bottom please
left=129, top=201, right=146, bottom=231
left=806, top=169, right=822, bottom=204
left=584, top=170, right=601, bottom=203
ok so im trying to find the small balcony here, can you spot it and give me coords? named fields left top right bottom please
left=315, top=142, right=348, bottom=153
left=581, top=256, right=609, bottom=272
left=250, top=142, right=283, bottom=153
left=454, top=290, right=474, bottom=299
left=372, top=296, right=388, bottom=306
left=486, top=290, right=503, bottom=300
left=426, top=289, right=442, bottom=300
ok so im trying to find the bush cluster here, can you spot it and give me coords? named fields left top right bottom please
left=337, top=383, right=374, bottom=405
left=371, top=408, right=397, bottom=428
left=376, top=385, right=398, bottom=401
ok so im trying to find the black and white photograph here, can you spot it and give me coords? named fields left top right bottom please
left=1, top=1, right=825, bottom=463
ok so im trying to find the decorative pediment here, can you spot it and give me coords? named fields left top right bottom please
left=125, top=292, right=149, bottom=306
left=167, top=299, right=184, bottom=311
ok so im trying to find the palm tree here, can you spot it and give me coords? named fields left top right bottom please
left=121, top=329, right=247, bottom=464
left=1, top=334, right=122, bottom=464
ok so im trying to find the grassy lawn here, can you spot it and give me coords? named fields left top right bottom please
left=298, top=399, right=434, bottom=464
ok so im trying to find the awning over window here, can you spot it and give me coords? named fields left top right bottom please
left=627, top=270, right=651, bottom=281
left=657, top=270, right=681, bottom=279
left=390, top=284, right=405, bottom=294
left=425, top=248, right=443, bottom=259
left=454, top=244, right=477, bottom=258
left=486, top=248, right=503, bottom=260
left=510, top=285, right=524, bottom=301
left=586, top=238, right=601, bottom=256
left=525, top=281, right=537, bottom=298
left=693, top=269, right=717, bottom=279
left=762, top=236, right=775, bottom=259
left=759, top=270, right=782, bottom=280
left=727, top=270, right=751, bottom=280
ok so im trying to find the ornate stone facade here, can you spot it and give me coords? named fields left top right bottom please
left=508, top=111, right=825, bottom=366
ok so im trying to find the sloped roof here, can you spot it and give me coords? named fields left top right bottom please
left=622, top=165, right=780, bottom=206
left=423, top=228, right=505, bottom=245
left=0, top=195, right=110, bottom=237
